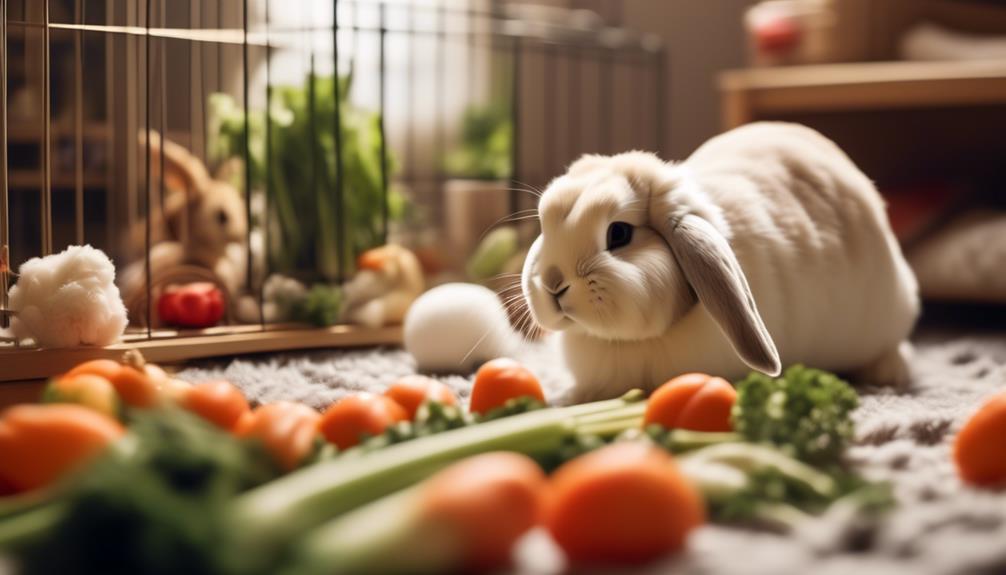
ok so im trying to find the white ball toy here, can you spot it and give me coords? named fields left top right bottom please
left=403, top=282, right=518, bottom=373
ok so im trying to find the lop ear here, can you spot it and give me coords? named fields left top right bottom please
left=665, top=213, right=781, bottom=376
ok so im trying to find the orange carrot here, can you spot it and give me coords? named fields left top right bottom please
left=0, top=404, right=125, bottom=493
left=318, top=393, right=408, bottom=450
left=179, top=380, right=251, bottom=432
left=954, top=390, right=1006, bottom=487
left=420, top=452, right=546, bottom=572
left=158, top=377, right=194, bottom=403
left=644, top=373, right=737, bottom=433
left=543, top=441, right=705, bottom=565
left=469, top=358, right=545, bottom=416
left=63, top=351, right=164, bottom=408
left=43, top=373, right=120, bottom=419
left=238, top=402, right=322, bottom=472
left=356, top=246, right=393, bottom=271
left=289, top=452, right=546, bottom=574
left=384, top=375, right=458, bottom=420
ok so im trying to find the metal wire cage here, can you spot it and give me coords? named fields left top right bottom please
left=0, top=0, right=664, bottom=379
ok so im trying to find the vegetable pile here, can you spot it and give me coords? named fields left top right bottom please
left=0, top=356, right=935, bottom=574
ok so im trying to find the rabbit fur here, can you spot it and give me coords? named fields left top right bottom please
left=521, top=122, right=920, bottom=401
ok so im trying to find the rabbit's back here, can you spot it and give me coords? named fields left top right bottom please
left=683, top=122, right=919, bottom=376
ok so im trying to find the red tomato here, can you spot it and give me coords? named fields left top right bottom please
left=158, top=283, right=225, bottom=328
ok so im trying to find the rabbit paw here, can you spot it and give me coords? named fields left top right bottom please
left=854, top=341, right=914, bottom=389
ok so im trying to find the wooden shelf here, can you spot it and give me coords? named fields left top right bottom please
left=720, top=60, right=1006, bottom=128
left=0, top=323, right=403, bottom=384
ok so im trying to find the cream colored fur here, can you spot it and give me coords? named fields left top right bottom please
left=521, top=122, right=920, bottom=401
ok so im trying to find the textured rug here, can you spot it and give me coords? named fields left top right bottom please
left=177, top=329, right=1006, bottom=575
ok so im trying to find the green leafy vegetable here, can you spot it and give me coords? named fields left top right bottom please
left=210, top=75, right=404, bottom=280
left=732, top=365, right=859, bottom=465
left=291, top=284, right=343, bottom=327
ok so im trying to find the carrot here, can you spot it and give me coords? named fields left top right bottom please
left=384, top=375, right=458, bottom=420
left=158, top=378, right=194, bottom=403
left=288, top=452, right=546, bottom=574
left=469, top=358, right=545, bottom=416
left=356, top=246, right=393, bottom=271
left=421, top=452, right=546, bottom=571
left=42, top=374, right=120, bottom=419
left=179, top=380, right=251, bottom=432
left=318, top=393, right=408, bottom=450
left=237, top=402, right=321, bottom=472
left=644, top=373, right=737, bottom=433
left=543, top=441, right=705, bottom=565
left=954, top=390, right=1006, bottom=487
left=0, top=404, right=125, bottom=493
left=63, top=351, right=164, bottom=408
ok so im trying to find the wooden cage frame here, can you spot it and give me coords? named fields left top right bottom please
left=0, top=0, right=665, bottom=386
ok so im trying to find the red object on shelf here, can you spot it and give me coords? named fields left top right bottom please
left=157, top=282, right=225, bottom=328
left=882, top=184, right=962, bottom=243
left=754, top=17, right=802, bottom=55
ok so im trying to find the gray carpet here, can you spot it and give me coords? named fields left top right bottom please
left=177, top=330, right=1006, bottom=575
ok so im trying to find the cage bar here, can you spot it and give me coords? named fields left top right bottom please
left=144, top=0, right=152, bottom=335
left=73, top=0, right=84, bottom=245
left=242, top=0, right=253, bottom=296
left=378, top=1, right=388, bottom=242
left=261, top=0, right=272, bottom=326
left=332, top=0, right=345, bottom=282
left=0, top=0, right=8, bottom=328
left=509, top=35, right=521, bottom=218
left=41, top=0, right=52, bottom=256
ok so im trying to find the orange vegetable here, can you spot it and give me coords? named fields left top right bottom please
left=356, top=245, right=393, bottom=271
left=318, top=393, right=408, bottom=450
left=644, top=373, right=737, bottom=433
left=43, top=373, right=120, bottom=419
left=159, top=377, right=195, bottom=403
left=954, top=390, right=1006, bottom=487
left=543, top=442, right=705, bottom=565
left=180, top=380, right=251, bottom=432
left=237, top=402, right=321, bottom=471
left=0, top=404, right=125, bottom=493
left=469, top=358, right=545, bottom=415
left=63, top=351, right=164, bottom=408
left=297, top=451, right=547, bottom=573
left=384, top=375, right=458, bottom=420
left=420, top=452, right=547, bottom=572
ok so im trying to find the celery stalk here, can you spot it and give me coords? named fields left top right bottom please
left=226, top=393, right=645, bottom=572
left=281, top=486, right=458, bottom=575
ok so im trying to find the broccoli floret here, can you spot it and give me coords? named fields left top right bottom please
left=291, top=284, right=343, bottom=327
left=732, top=365, right=859, bottom=465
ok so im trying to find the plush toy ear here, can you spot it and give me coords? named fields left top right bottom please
left=664, top=213, right=781, bottom=376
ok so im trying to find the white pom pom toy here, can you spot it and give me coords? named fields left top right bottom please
left=7, top=245, right=128, bottom=348
left=403, top=283, right=517, bottom=373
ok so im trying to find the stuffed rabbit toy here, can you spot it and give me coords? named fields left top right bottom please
left=120, top=132, right=248, bottom=314
left=521, top=122, right=919, bottom=401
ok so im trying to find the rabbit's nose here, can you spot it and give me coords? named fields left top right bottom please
left=543, top=266, right=563, bottom=291
left=543, top=266, right=569, bottom=299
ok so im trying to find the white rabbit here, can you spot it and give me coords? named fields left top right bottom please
left=521, top=122, right=920, bottom=401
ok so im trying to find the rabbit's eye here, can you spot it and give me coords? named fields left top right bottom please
left=216, top=209, right=229, bottom=227
left=606, top=221, right=633, bottom=251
